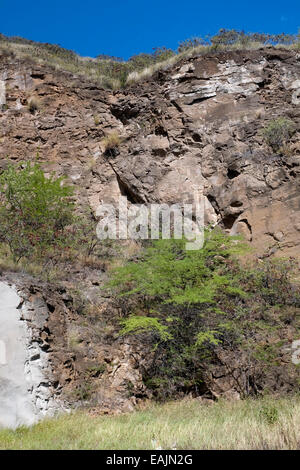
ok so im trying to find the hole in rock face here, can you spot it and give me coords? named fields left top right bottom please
left=227, top=168, right=240, bottom=179
left=46, top=303, right=55, bottom=313
left=191, top=132, right=202, bottom=143
left=207, top=194, right=219, bottom=210
left=110, top=104, right=139, bottom=125
left=230, top=200, right=243, bottom=208
left=31, top=72, right=45, bottom=80
left=155, top=125, right=168, bottom=137
left=222, top=213, right=240, bottom=230
left=104, top=147, right=119, bottom=158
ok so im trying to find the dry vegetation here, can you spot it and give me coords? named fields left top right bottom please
left=101, top=131, right=121, bottom=154
left=1, top=30, right=299, bottom=89
left=27, top=96, right=41, bottom=113
left=0, top=397, right=300, bottom=450
left=0, top=35, right=123, bottom=89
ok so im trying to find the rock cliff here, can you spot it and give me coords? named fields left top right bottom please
left=1, top=47, right=300, bottom=258
left=1, top=46, right=300, bottom=419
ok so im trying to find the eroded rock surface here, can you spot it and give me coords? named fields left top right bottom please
left=1, top=48, right=300, bottom=258
left=0, top=273, right=151, bottom=419
left=0, top=48, right=300, bottom=416
left=0, top=281, right=65, bottom=428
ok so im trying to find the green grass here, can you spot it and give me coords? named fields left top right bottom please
left=1, top=397, right=300, bottom=450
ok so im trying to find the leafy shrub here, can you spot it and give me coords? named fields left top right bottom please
left=262, top=117, right=296, bottom=151
left=120, top=316, right=172, bottom=341
left=0, top=161, right=74, bottom=261
left=108, top=230, right=249, bottom=398
left=259, top=405, right=279, bottom=425
left=108, top=232, right=300, bottom=400
left=109, top=229, right=247, bottom=304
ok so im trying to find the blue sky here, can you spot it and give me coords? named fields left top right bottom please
left=1, top=0, right=299, bottom=59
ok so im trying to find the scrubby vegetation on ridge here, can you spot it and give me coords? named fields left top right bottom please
left=1, top=29, right=300, bottom=89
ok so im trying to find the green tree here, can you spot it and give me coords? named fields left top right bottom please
left=108, top=232, right=300, bottom=399
left=0, top=161, right=74, bottom=261
left=108, top=230, right=249, bottom=398
left=109, top=229, right=247, bottom=304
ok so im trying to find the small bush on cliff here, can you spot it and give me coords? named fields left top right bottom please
left=262, top=117, right=296, bottom=152
left=27, top=96, right=41, bottom=114
left=101, top=131, right=121, bottom=156
left=0, top=161, right=74, bottom=262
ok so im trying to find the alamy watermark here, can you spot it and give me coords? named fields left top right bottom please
left=95, top=192, right=205, bottom=250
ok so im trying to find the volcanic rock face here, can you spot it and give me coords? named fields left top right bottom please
left=0, top=273, right=151, bottom=420
left=107, top=49, right=300, bottom=258
left=0, top=47, right=300, bottom=415
left=0, top=281, right=65, bottom=428
left=0, top=282, right=35, bottom=428
left=1, top=48, right=300, bottom=258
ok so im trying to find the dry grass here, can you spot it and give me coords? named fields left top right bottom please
left=27, top=96, right=41, bottom=113
left=76, top=253, right=107, bottom=270
left=104, top=240, right=142, bottom=273
left=101, top=131, right=121, bottom=153
left=126, top=55, right=178, bottom=84
left=0, top=250, right=66, bottom=283
left=1, top=35, right=299, bottom=90
left=0, top=397, right=299, bottom=449
left=126, top=42, right=300, bottom=85
left=67, top=328, right=83, bottom=351
left=93, top=114, right=100, bottom=126
left=0, top=39, right=122, bottom=90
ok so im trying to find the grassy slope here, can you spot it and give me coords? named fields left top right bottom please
left=1, top=34, right=299, bottom=89
left=0, top=397, right=299, bottom=450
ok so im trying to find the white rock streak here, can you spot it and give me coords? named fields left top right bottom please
left=0, top=282, right=37, bottom=428
left=0, top=80, right=6, bottom=107
left=0, top=282, right=62, bottom=429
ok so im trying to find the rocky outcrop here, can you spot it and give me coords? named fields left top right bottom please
left=0, top=280, right=65, bottom=428
left=107, top=48, right=300, bottom=258
left=0, top=273, right=150, bottom=420
left=1, top=47, right=300, bottom=258
left=1, top=47, right=300, bottom=417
